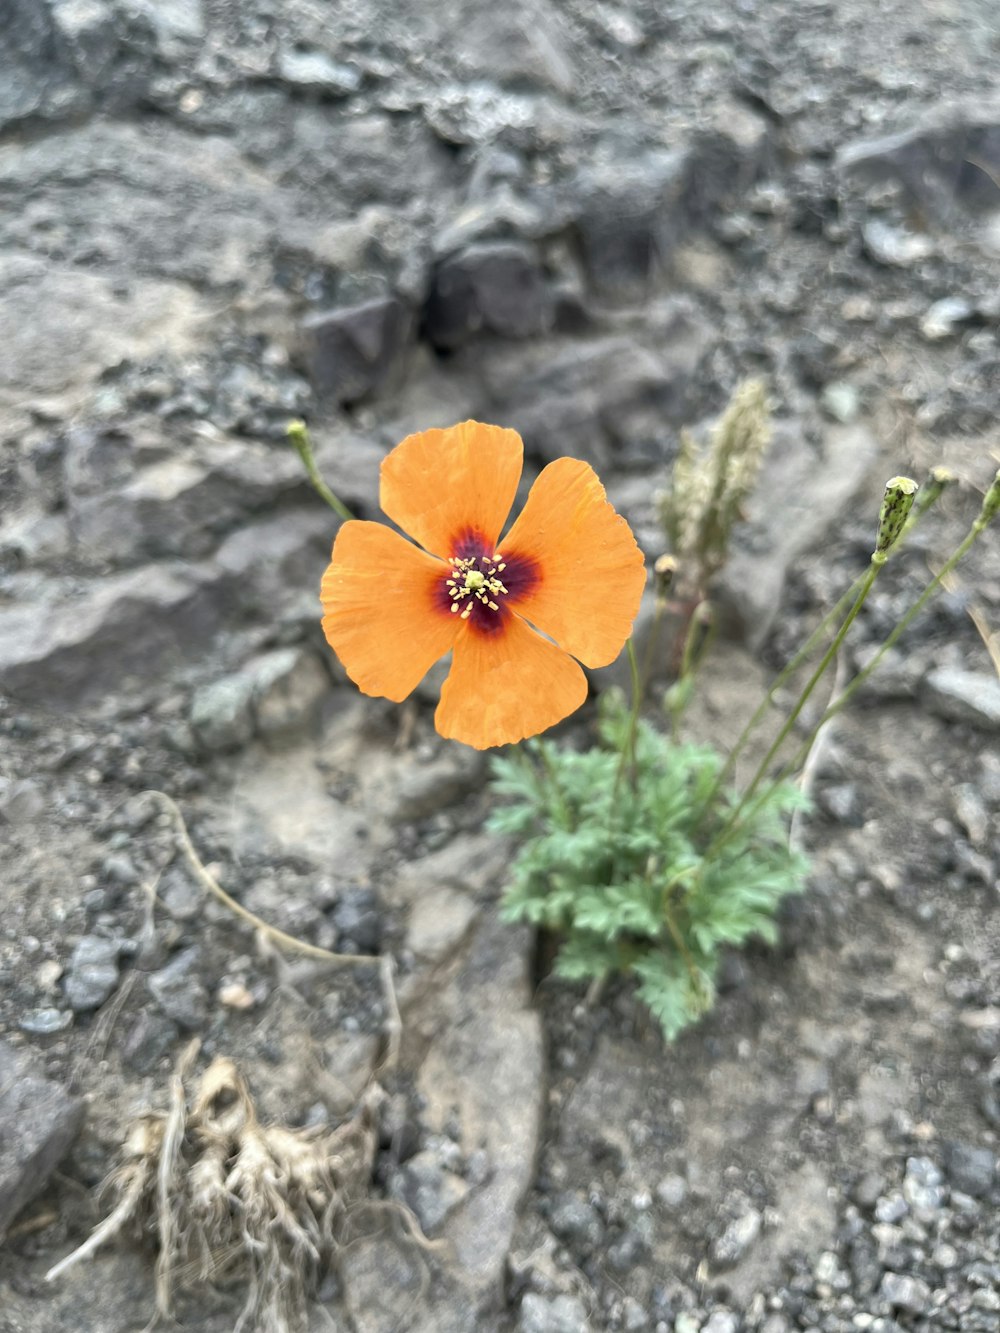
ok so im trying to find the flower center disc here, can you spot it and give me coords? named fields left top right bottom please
left=445, top=554, right=508, bottom=620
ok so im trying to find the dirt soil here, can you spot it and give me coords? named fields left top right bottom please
left=1, top=1, right=999, bottom=1331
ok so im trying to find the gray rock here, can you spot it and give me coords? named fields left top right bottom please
left=952, top=783, right=991, bottom=847
left=0, top=255, right=206, bottom=427
left=0, top=0, right=86, bottom=130
left=213, top=507, right=345, bottom=622
left=158, top=864, right=203, bottom=921
left=63, top=935, right=121, bottom=1012
left=406, top=886, right=477, bottom=963
left=121, top=1010, right=179, bottom=1074
left=702, top=1312, right=738, bottom=1333
left=390, top=751, right=485, bottom=821
left=921, top=296, right=975, bottom=340
left=0, top=1040, right=84, bottom=1236
left=276, top=47, right=362, bottom=95
left=519, top=1292, right=591, bottom=1333
left=479, top=309, right=710, bottom=471
left=330, top=887, right=381, bottom=955
left=820, top=381, right=861, bottom=424
left=0, top=777, right=45, bottom=824
left=67, top=437, right=305, bottom=568
left=851, top=1170, right=886, bottom=1209
left=302, top=296, right=413, bottom=405
left=656, top=1174, right=689, bottom=1209
left=18, top=1008, right=74, bottom=1035
left=190, top=673, right=257, bottom=753
left=819, top=783, right=861, bottom=825
left=838, top=103, right=1000, bottom=224
left=251, top=648, right=330, bottom=739
left=713, top=421, right=881, bottom=651
left=550, top=1193, right=605, bottom=1249
left=874, top=1192, right=908, bottom=1224
left=425, top=243, right=551, bottom=349
left=923, top=668, right=1000, bottom=731
left=451, top=0, right=576, bottom=95
left=0, top=563, right=224, bottom=705
left=390, top=1150, right=470, bottom=1234
left=903, top=1156, right=947, bottom=1213
left=190, top=647, right=330, bottom=753
left=878, top=1271, right=931, bottom=1315
left=621, top=1297, right=649, bottom=1331
left=608, top=1226, right=650, bottom=1273
left=342, top=910, right=543, bottom=1327
left=942, top=1140, right=996, bottom=1198
left=50, top=0, right=120, bottom=87
left=571, top=112, right=769, bottom=295
left=711, top=1208, right=763, bottom=1268
left=861, top=219, right=935, bottom=268
left=571, top=147, right=690, bottom=295
left=102, top=852, right=139, bottom=887
left=147, top=946, right=209, bottom=1031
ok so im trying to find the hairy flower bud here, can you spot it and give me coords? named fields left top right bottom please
left=874, top=476, right=918, bottom=561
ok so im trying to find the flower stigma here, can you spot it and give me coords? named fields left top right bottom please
left=445, top=553, right=509, bottom=619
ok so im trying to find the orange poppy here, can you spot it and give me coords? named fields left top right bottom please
left=320, top=420, right=646, bottom=749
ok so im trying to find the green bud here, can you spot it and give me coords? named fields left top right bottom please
left=653, top=553, right=677, bottom=598
left=287, top=418, right=310, bottom=452
left=976, top=467, right=1000, bottom=531
left=874, top=476, right=918, bottom=561
left=912, top=465, right=957, bottom=517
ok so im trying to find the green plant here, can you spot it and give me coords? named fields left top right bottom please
left=490, top=695, right=808, bottom=1040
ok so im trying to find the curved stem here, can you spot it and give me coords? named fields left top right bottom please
left=722, top=499, right=996, bottom=847
left=705, top=558, right=882, bottom=862
left=740, top=561, right=880, bottom=806
left=714, top=570, right=867, bottom=793
left=287, top=420, right=355, bottom=522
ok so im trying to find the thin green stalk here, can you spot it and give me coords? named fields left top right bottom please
left=776, top=504, right=998, bottom=785
left=711, top=467, right=949, bottom=803
left=287, top=420, right=355, bottom=522
left=702, top=475, right=919, bottom=856
left=712, top=570, right=867, bottom=793
left=735, top=471, right=996, bottom=836
left=539, top=743, right=574, bottom=831
left=606, top=638, right=643, bottom=888
left=699, top=566, right=878, bottom=863
left=736, top=562, right=879, bottom=809
left=637, top=596, right=667, bottom=705
left=612, top=638, right=642, bottom=795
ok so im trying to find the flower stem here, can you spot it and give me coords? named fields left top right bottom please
left=287, top=419, right=355, bottom=522
left=719, top=471, right=995, bottom=845
left=704, top=557, right=882, bottom=861
left=777, top=495, right=999, bottom=778
left=712, top=570, right=867, bottom=794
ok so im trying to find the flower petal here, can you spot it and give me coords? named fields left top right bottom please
left=435, top=613, right=588, bottom=749
left=380, top=420, right=523, bottom=559
left=321, top=521, right=455, bottom=702
left=500, top=457, right=646, bottom=667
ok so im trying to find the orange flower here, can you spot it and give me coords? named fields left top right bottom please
left=320, top=420, right=645, bottom=750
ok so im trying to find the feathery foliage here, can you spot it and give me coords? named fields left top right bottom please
left=490, top=695, right=808, bottom=1041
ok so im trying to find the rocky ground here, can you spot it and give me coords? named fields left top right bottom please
left=1, top=0, right=999, bottom=1330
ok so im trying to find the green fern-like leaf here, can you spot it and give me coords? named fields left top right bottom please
left=489, top=693, right=809, bottom=1042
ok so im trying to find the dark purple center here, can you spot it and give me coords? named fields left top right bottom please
left=433, top=528, right=541, bottom=635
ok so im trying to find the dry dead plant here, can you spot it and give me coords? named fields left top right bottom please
left=45, top=791, right=425, bottom=1329
left=47, top=1042, right=384, bottom=1331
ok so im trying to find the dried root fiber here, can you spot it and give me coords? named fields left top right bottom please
left=47, top=1043, right=382, bottom=1332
